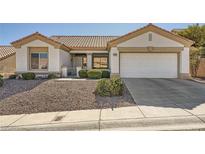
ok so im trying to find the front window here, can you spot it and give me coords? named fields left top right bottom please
left=30, top=47, right=48, bottom=70
left=93, top=54, right=108, bottom=69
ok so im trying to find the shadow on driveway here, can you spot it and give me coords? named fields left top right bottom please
left=123, top=78, right=205, bottom=110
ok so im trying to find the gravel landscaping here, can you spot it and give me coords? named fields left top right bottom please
left=0, top=79, right=135, bottom=115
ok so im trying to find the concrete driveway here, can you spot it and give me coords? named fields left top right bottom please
left=123, top=78, right=205, bottom=118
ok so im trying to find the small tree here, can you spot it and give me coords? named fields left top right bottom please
left=190, top=47, right=200, bottom=77
left=177, top=24, right=205, bottom=48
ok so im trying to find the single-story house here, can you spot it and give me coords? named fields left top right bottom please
left=2, top=24, right=194, bottom=78
left=0, top=46, right=16, bottom=77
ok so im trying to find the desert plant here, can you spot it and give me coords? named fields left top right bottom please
left=101, top=70, right=110, bottom=78
left=48, top=73, right=58, bottom=79
left=95, top=77, right=123, bottom=97
left=109, top=77, right=123, bottom=96
left=78, top=69, right=88, bottom=78
left=9, top=74, right=17, bottom=79
left=87, top=69, right=102, bottom=79
left=200, top=47, right=205, bottom=58
left=0, top=76, right=3, bottom=87
left=190, top=47, right=200, bottom=77
left=22, top=72, right=36, bottom=80
left=95, top=79, right=111, bottom=96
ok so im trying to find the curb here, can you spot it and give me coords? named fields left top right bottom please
left=190, top=78, right=205, bottom=84
left=1, top=115, right=205, bottom=131
left=100, top=116, right=205, bottom=131
left=0, top=120, right=99, bottom=131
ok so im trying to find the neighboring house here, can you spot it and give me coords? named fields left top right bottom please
left=0, top=46, right=16, bottom=77
left=8, top=24, right=194, bottom=79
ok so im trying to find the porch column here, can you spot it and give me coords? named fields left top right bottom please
left=110, top=47, right=120, bottom=76
left=179, top=47, right=190, bottom=79
left=87, top=53, right=92, bottom=70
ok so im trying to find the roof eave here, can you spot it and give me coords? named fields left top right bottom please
left=107, top=24, right=195, bottom=48
left=11, top=32, right=71, bottom=52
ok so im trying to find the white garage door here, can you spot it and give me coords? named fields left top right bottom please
left=120, top=53, right=178, bottom=78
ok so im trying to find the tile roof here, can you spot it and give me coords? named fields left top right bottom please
left=11, top=32, right=71, bottom=51
left=50, top=36, right=118, bottom=49
left=0, top=46, right=15, bottom=60
left=108, top=24, right=194, bottom=48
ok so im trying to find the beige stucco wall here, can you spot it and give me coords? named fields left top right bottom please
left=16, top=40, right=62, bottom=73
left=179, top=47, right=190, bottom=77
left=110, top=47, right=119, bottom=74
left=0, top=54, right=16, bottom=77
left=117, top=32, right=184, bottom=47
left=59, top=49, right=71, bottom=68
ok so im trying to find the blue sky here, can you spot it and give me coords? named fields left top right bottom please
left=0, top=23, right=195, bottom=45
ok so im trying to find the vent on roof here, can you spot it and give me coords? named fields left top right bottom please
left=148, top=33, right=152, bottom=41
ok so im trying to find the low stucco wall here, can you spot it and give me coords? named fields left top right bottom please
left=0, top=54, right=16, bottom=77
left=197, top=58, right=205, bottom=77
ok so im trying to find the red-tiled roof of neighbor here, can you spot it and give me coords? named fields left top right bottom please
left=50, top=36, right=118, bottom=50
left=0, top=46, right=15, bottom=61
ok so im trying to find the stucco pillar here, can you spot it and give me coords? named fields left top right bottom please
left=110, top=47, right=120, bottom=77
left=179, top=47, right=191, bottom=79
left=87, top=53, right=92, bottom=70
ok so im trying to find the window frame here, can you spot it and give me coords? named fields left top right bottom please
left=92, top=53, right=109, bottom=69
left=29, top=47, right=48, bottom=71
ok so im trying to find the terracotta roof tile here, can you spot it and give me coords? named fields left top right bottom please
left=0, top=46, right=15, bottom=60
left=50, top=36, right=118, bottom=49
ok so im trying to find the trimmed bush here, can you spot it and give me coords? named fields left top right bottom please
left=79, top=69, right=88, bottom=78
left=0, top=75, right=3, bottom=87
left=95, top=77, right=123, bottom=96
left=22, top=73, right=36, bottom=80
left=110, top=77, right=123, bottom=96
left=95, top=79, right=111, bottom=96
left=48, top=73, right=58, bottom=79
left=101, top=70, right=110, bottom=78
left=87, top=69, right=102, bottom=79
left=9, top=74, right=17, bottom=79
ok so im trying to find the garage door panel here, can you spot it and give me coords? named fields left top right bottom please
left=120, top=53, right=178, bottom=78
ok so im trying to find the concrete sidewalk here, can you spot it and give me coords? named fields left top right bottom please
left=1, top=106, right=205, bottom=131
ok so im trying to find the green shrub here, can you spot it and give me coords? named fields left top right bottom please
left=22, top=72, right=36, bottom=80
left=95, top=77, right=123, bottom=97
left=96, top=79, right=111, bottom=96
left=9, top=74, right=17, bottom=79
left=0, top=74, right=3, bottom=87
left=110, top=77, right=123, bottom=96
left=0, top=77, right=3, bottom=87
left=87, top=69, right=102, bottom=79
left=79, top=69, right=88, bottom=78
left=0, top=79, right=3, bottom=87
left=101, top=70, right=110, bottom=78
left=48, top=73, right=58, bottom=79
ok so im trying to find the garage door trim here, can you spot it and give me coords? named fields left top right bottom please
left=119, top=52, right=180, bottom=78
left=118, top=47, right=183, bottom=53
